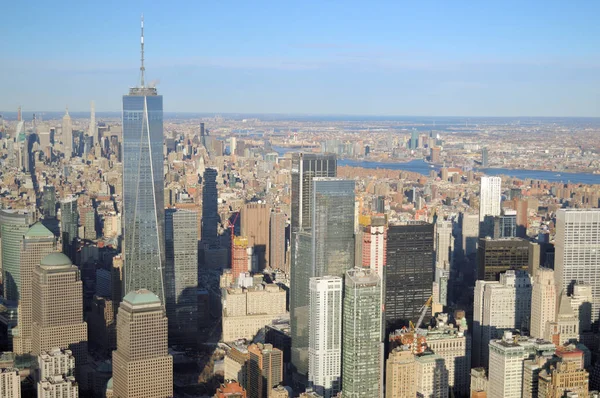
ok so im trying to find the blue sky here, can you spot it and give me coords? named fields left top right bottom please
left=1, top=0, right=599, bottom=116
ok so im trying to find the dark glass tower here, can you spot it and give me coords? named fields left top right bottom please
left=60, top=196, right=79, bottom=262
left=385, top=222, right=434, bottom=337
left=122, top=18, right=166, bottom=303
left=290, top=177, right=355, bottom=382
left=201, top=168, right=219, bottom=248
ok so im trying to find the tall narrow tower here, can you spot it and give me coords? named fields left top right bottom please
left=122, top=16, right=166, bottom=303
left=62, top=107, right=73, bottom=159
left=88, top=100, right=96, bottom=141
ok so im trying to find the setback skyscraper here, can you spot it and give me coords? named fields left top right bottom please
left=122, top=18, right=166, bottom=303
left=62, top=107, right=72, bottom=158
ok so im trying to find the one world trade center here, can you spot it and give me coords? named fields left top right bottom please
left=122, top=16, right=165, bottom=303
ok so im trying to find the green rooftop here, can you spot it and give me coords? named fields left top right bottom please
left=40, top=253, right=72, bottom=267
left=25, top=222, right=54, bottom=238
left=123, top=289, right=161, bottom=306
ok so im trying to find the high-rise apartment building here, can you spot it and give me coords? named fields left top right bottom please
left=0, top=368, right=20, bottom=398
left=342, top=268, right=382, bottom=398
left=62, top=107, right=72, bottom=158
left=477, top=237, right=538, bottom=281
left=554, top=209, right=600, bottom=328
left=531, top=268, right=557, bottom=340
left=472, top=270, right=533, bottom=368
left=290, top=178, right=354, bottom=380
left=308, top=276, right=342, bottom=397
left=247, top=343, right=283, bottom=398
left=241, top=203, right=271, bottom=270
left=42, top=186, right=57, bottom=218
left=14, top=223, right=56, bottom=355
left=385, top=222, right=434, bottom=334
left=201, top=167, right=219, bottom=248
left=232, top=237, right=249, bottom=279
left=112, top=289, right=173, bottom=398
left=31, top=253, right=88, bottom=375
left=385, top=347, right=417, bottom=398
left=60, top=196, right=78, bottom=262
left=80, top=206, right=96, bottom=240
left=479, top=176, right=502, bottom=222
left=360, top=214, right=387, bottom=279
left=165, top=208, right=198, bottom=346
left=0, top=209, right=32, bottom=301
left=122, top=19, right=166, bottom=304
left=269, top=210, right=286, bottom=273
left=37, top=348, right=78, bottom=398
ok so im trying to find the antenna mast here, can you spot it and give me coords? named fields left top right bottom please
left=140, top=14, right=145, bottom=87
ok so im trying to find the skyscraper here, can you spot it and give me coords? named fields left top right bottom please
left=477, top=237, right=538, bottom=281
left=201, top=167, right=219, bottom=248
left=13, top=223, right=56, bottom=355
left=122, top=18, right=166, bottom=303
left=554, top=209, right=600, bottom=328
left=42, top=186, right=56, bottom=219
left=360, top=214, right=387, bottom=280
left=165, top=208, right=199, bottom=346
left=31, top=253, right=88, bottom=375
left=112, top=289, right=173, bottom=398
left=269, top=210, right=286, bottom=272
left=62, top=107, right=72, bottom=158
left=241, top=203, right=271, bottom=270
left=341, top=268, right=382, bottom=398
left=479, top=176, right=502, bottom=222
left=89, top=100, right=96, bottom=140
left=308, top=276, right=342, bottom=397
left=385, top=347, right=417, bottom=398
left=60, top=196, right=78, bottom=262
left=385, top=222, right=434, bottom=335
left=247, top=343, right=283, bottom=398
left=531, top=268, right=557, bottom=340
left=290, top=153, right=337, bottom=231
left=232, top=237, right=249, bottom=278
left=290, top=178, right=354, bottom=381
left=0, top=209, right=32, bottom=301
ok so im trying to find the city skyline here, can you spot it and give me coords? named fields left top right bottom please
left=1, top=2, right=599, bottom=116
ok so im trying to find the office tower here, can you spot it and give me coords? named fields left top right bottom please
left=241, top=203, right=271, bottom=270
left=224, top=346, right=250, bottom=388
left=0, top=368, right=20, bottom=398
left=290, top=178, right=354, bottom=380
left=37, top=348, right=78, bottom=398
left=62, top=107, right=72, bottom=158
left=546, top=291, right=579, bottom=344
left=360, top=214, right=387, bottom=279
left=538, top=348, right=589, bottom=398
left=14, top=223, right=56, bottom=355
left=430, top=146, right=441, bottom=164
left=472, top=270, right=532, bottom=368
left=214, top=381, right=247, bottom=398
left=414, top=351, right=448, bottom=398
left=222, top=284, right=287, bottom=342
left=42, top=186, right=57, bottom=218
left=554, top=209, right=600, bottom=328
left=308, top=276, right=342, bottom=397
left=0, top=209, right=32, bottom=302
left=479, top=176, right=501, bottom=222
left=112, top=289, right=173, bottom=398
left=477, top=237, right=538, bottom=281
left=232, top=237, right=249, bottom=278
left=80, top=206, right=96, bottom=240
left=290, top=153, right=337, bottom=231
left=165, top=208, right=198, bottom=345
left=571, top=282, right=593, bottom=334
left=409, top=129, right=419, bottom=150
left=60, top=196, right=79, bottom=262
left=488, top=331, right=524, bottom=398
left=385, top=347, right=417, bottom=398
left=32, top=253, right=88, bottom=374
left=89, top=100, right=96, bottom=140
left=247, top=343, right=283, bottom=398
left=459, top=212, right=479, bottom=261
left=269, top=210, right=286, bottom=273
left=122, top=18, right=166, bottom=304
left=341, top=268, right=382, bottom=398
left=201, top=167, right=219, bottom=248
left=421, top=313, right=471, bottom=397
left=492, top=210, right=517, bottom=238
left=531, top=268, right=557, bottom=339
left=434, top=220, right=454, bottom=272
left=481, top=147, right=489, bottom=167
left=385, top=222, right=434, bottom=334
left=87, top=295, right=116, bottom=354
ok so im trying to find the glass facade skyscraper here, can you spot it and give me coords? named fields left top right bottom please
left=290, top=177, right=355, bottom=382
left=0, top=209, right=33, bottom=302
left=122, top=85, right=165, bottom=303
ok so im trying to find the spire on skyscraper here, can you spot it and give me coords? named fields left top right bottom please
left=140, top=14, right=145, bottom=88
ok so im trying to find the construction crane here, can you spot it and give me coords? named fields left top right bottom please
left=410, top=295, right=433, bottom=330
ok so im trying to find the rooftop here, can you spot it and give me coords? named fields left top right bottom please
left=123, top=289, right=161, bottom=306
left=40, top=253, right=72, bottom=267
left=25, top=222, right=54, bottom=238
